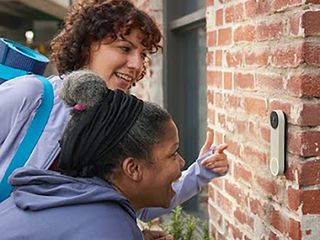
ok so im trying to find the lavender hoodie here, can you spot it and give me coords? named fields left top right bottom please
left=0, top=167, right=143, bottom=240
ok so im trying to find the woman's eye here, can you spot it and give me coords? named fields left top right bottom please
left=120, top=46, right=130, bottom=53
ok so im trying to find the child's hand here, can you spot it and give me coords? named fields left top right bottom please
left=142, top=229, right=173, bottom=240
left=199, top=131, right=229, bottom=174
left=201, top=143, right=228, bottom=174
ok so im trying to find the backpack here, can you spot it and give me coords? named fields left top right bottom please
left=0, top=38, right=54, bottom=201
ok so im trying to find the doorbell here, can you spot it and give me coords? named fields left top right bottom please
left=269, top=110, right=286, bottom=176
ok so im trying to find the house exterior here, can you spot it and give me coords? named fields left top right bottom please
left=1, top=0, right=319, bottom=239
left=133, top=1, right=320, bottom=239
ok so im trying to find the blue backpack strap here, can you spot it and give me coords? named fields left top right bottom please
left=0, top=74, right=54, bottom=201
left=0, top=64, right=32, bottom=81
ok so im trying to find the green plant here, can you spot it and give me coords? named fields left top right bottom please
left=201, top=220, right=210, bottom=240
left=160, top=206, right=210, bottom=240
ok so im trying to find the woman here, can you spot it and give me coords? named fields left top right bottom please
left=0, top=0, right=228, bottom=224
left=0, top=70, right=185, bottom=239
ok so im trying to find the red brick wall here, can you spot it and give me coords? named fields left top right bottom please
left=130, top=0, right=164, bottom=106
left=206, top=0, right=320, bottom=239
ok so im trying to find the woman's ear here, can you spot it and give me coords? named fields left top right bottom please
left=121, top=157, right=143, bottom=182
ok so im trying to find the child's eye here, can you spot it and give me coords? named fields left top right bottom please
left=172, top=149, right=180, bottom=158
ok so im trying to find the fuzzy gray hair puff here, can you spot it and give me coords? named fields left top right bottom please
left=58, top=70, right=108, bottom=145
left=59, top=69, right=107, bottom=109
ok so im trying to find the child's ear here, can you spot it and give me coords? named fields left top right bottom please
left=121, top=157, right=143, bottom=182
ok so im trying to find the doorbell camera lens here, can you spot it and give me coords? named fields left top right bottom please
left=270, top=111, right=279, bottom=129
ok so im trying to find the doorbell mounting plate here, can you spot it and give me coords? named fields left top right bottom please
left=269, top=110, right=286, bottom=176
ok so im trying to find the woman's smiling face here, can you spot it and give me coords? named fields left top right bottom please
left=86, top=28, right=147, bottom=92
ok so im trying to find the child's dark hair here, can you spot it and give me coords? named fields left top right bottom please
left=59, top=70, right=171, bottom=179
left=51, top=0, right=162, bottom=79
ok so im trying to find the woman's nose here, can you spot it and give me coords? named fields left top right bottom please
left=127, top=53, right=144, bottom=71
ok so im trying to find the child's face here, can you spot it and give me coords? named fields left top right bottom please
left=86, top=28, right=147, bottom=92
left=139, top=120, right=185, bottom=209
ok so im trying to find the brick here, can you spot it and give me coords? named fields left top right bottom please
left=214, top=92, right=224, bottom=108
left=301, top=190, right=320, bottom=214
left=215, top=131, right=223, bottom=145
left=227, top=223, right=243, bottom=239
left=257, top=21, right=284, bottom=41
left=249, top=197, right=266, bottom=217
left=235, top=72, right=254, bottom=90
left=225, top=137, right=241, bottom=157
left=217, top=191, right=233, bottom=214
left=269, top=231, right=280, bottom=240
left=299, top=103, right=320, bottom=126
left=208, top=183, right=215, bottom=199
left=208, top=71, right=223, bottom=88
left=235, top=119, right=246, bottom=135
left=206, top=51, right=214, bottom=66
left=272, top=0, right=303, bottom=11
left=256, top=73, right=283, bottom=90
left=248, top=121, right=259, bottom=140
left=242, top=145, right=268, bottom=166
left=234, top=208, right=254, bottom=229
left=225, top=94, right=241, bottom=109
left=243, top=96, right=268, bottom=117
left=256, top=176, right=277, bottom=196
left=271, top=44, right=303, bottom=68
left=289, top=14, right=302, bottom=36
left=207, top=71, right=214, bottom=86
left=270, top=100, right=291, bottom=117
left=302, top=11, right=320, bottom=36
left=208, top=108, right=215, bottom=125
left=207, top=90, right=213, bottom=104
left=225, top=181, right=245, bottom=204
left=224, top=72, right=233, bottom=90
left=271, top=207, right=289, bottom=234
left=303, top=41, right=320, bottom=66
left=287, top=187, right=301, bottom=211
left=226, top=116, right=235, bottom=133
left=286, top=159, right=320, bottom=186
left=261, top=125, right=271, bottom=143
left=215, top=50, right=223, bottom=67
left=226, top=50, right=242, bottom=67
left=225, top=4, right=244, bottom=23
left=218, top=28, right=232, bottom=45
left=216, top=9, right=223, bottom=26
left=245, top=0, right=271, bottom=18
left=234, top=163, right=252, bottom=183
left=234, top=25, right=256, bottom=43
left=287, top=74, right=320, bottom=98
left=207, top=0, right=214, bottom=6
left=217, top=112, right=226, bottom=128
left=208, top=30, right=217, bottom=47
left=208, top=205, right=224, bottom=228
left=289, top=218, right=302, bottom=240
left=245, top=51, right=269, bottom=66
left=300, top=160, right=320, bottom=186
left=288, top=131, right=320, bottom=157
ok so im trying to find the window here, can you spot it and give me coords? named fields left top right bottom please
left=164, top=0, right=207, bottom=215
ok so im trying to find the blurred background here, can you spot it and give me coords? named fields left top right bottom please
left=0, top=0, right=74, bottom=75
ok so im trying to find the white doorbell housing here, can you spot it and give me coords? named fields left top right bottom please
left=269, top=110, right=286, bottom=176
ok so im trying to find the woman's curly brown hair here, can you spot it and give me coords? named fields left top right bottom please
left=50, top=0, right=162, bottom=79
